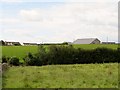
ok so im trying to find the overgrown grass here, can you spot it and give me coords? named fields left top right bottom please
left=2, top=44, right=118, bottom=58
left=3, top=63, right=118, bottom=88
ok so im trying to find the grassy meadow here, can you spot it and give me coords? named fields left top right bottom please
left=2, top=44, right=118, bottom=58
left=3, top=63, right=118, bottom=88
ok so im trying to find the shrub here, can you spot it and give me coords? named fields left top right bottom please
left=9, top=57, right=20, bottom=66
left=24, top=52, right=42, bottom=66
left=36, top=45, right=47, bottom=65
left=2, top=56, right=10, bottom=63
left=2, top=56, right=8, bottom=63
left=24, top=52, right=34, bottom=66
left=115, top=49, right=120, bottom=63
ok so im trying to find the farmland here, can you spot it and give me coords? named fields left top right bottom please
left=1, top=44, right=118, bottom=58
left=1, top=45, right=119, bottom=88
left=2, top=46, right=38, bottom=58
left=73, top=44, right=118, bottom=50
left=3, top=63, right=118, bottom=88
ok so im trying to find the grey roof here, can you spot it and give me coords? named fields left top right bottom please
left=73, top=38, right=99, bottom=44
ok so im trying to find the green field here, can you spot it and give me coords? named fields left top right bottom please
left=73, top=44, right=118, bottom=50
left=2, top=45, right=119, bottom=88
left=2, top=46, right=38, bottom=59
left=3, top=63, right=118, bottom=88
left=2, top=44, right=118, bottom=59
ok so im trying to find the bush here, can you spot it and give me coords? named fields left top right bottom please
left=9, top=57, right=20, bottom=66
left=36, top=45, right=48, bottom=65
left=2, top=56, right=7, bottom=63
left=62, top=42, right=68, bottom=45
left=24, top=52, right=42, bottom=66
left=2, top=56, right=10, bottom=63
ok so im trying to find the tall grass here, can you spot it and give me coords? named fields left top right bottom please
left=2, top=63, right=118, bottom=88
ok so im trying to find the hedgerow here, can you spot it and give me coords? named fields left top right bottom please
left=24, top=45, right=119, bottom=66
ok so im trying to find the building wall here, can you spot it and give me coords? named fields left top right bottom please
left=91, top=39, right=100, bottom=44
left=7, top=43, right=13, bottom=46
left=102, top=42, right=115, bottom=44
left=5, top=42, right=21, bottom=46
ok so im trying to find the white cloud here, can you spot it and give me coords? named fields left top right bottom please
left=20, top=3, right=117, bottom=24
left=1, top=2, right=118, bottom=43
left=18, top=2, right=118, bottom=42
left=0, top=18, right=20, bottom=23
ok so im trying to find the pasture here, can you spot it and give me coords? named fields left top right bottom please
left=73, top=44, right=118, bottom=50
left=2, top=46, right=38, bottom=58
left=2, top=44, right=118, bottom=58
left=2, top=63, right=118, bottom=88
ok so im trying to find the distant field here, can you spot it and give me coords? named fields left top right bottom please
left=2, top=44, right=118, bottom=58
left=2, top=46, right=38, bottom=59
left=73, top=44, right=118, bottom=50
left=3, top=63, right=118, bottom=88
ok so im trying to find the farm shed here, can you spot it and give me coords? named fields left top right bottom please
left=5, top=41, right=21, bottom=46
left=72, top=38, right=101, bottom=44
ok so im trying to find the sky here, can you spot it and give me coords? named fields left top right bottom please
left=0, top=0, right=119, bottom=43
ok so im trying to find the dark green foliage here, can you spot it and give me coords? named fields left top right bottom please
left=47, top=46, right=118, bottom=64
left=47, top=45, right=76, bottom=64
left=9, top=57, right=20, bottom=66
left=115, top=49, right=120, bottom=63
left=62, top=42, right=68, bottom=45
left=24, top=51, right=43, bottom=66
left=2, top=56, right=10, bottom=63
left=2, top=56, right=8, bottom=63
left=24, top=45, right=119, bottom=66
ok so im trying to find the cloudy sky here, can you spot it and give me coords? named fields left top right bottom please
left=0, top=0, right=118, bottom=43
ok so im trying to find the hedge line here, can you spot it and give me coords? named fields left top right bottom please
left=24, top=45, right=119, bottom=66
left=2, top=45, right=120, bottom=66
